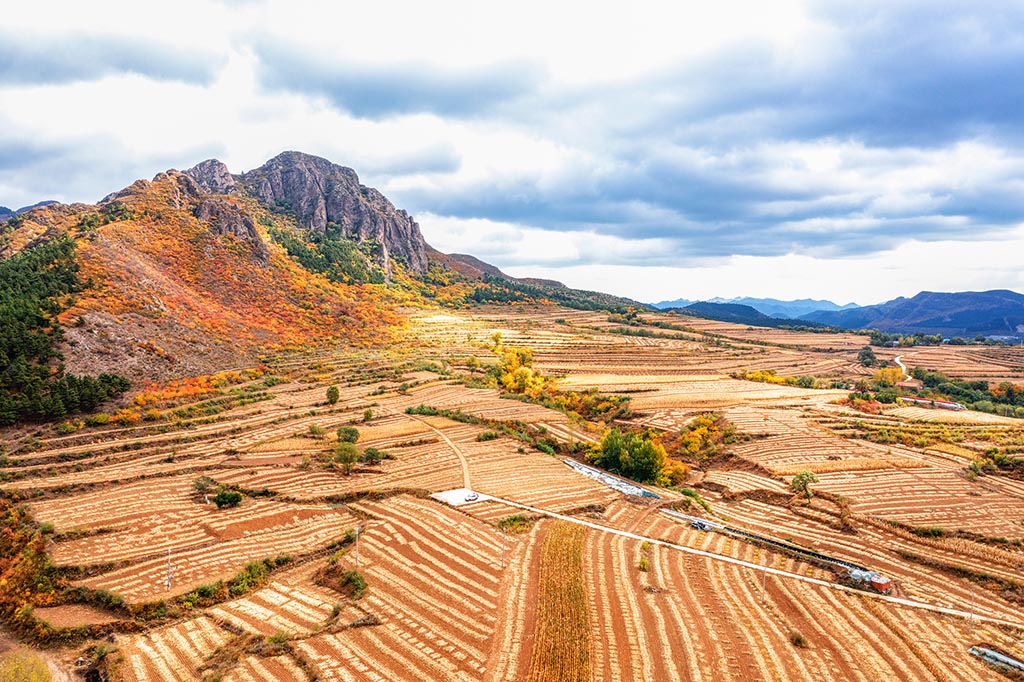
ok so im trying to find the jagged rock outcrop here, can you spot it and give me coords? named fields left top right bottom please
left=185, top=159, right=239, bottom=194
left=102, top=151, right=431, bottom=275
left=194, top=198, right=269, bottom=263
left=239, top=151, right=428, bottom=275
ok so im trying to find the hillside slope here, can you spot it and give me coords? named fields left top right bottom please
left=0, top=152, right=644, bottom=385
left=1, top=166, right=405, bottom=382
left=667, top=301, right=828, bottom=330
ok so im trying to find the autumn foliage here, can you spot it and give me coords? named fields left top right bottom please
left=133, top=368, right=269, bottom=408
left=15, top=172, right=406, bottom=364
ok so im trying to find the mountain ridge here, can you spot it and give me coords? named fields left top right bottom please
left=800, top=289, right=1024, bottom=337
left=0, top=151, right=641, bottom=382
left=652, top=296, right=858, bottom=318
left=665, top=301, right=830, bottom=330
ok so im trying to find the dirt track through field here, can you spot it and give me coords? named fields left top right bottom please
left=476, top=495, right=1024, bottom=629
left=404, top=413, right=472, bottom=488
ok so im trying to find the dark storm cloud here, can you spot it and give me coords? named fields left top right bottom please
left=253, top=43, right=542, bottom=118
left=0, top=32, right=225, bottom=85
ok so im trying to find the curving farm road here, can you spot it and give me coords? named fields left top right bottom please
left=894, top=355, right=911, bottom=382
left=405, top=413, right=473, bottom=489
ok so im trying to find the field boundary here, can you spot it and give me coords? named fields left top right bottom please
left=464, top=493, right=1024, bottom=629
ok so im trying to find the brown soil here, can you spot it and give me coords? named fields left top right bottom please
left=33, top=604, right=121, bottom=628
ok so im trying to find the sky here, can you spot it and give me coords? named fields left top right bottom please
left=3, top=1, right=1024, bottom=305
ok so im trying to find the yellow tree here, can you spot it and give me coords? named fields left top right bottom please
left=873, top=367, right=903, bottom=387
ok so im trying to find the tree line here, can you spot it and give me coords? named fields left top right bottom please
left=0, top=238, right=130, bottom=424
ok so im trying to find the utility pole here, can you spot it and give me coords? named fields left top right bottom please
left=500, top=527, right=506, bottom=570
left=969, top=587, right=975, bottom=637
left=355, top=525, right=361, bottom=569
left=164, top=549, right=175, bottom=592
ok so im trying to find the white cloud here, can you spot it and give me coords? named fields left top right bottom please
left=1, top=0, right=1023, bottom=304
left=418, top=212, right=672, bottom=266
left=506, top=228, right=1024, bottom=305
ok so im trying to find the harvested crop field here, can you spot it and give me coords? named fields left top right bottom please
left=1, top=305, right=1022, bottom=680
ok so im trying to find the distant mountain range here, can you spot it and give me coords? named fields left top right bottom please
left=799, top=290, right=1024, bottom=337
left=661, top=290, right=1024, bottom=338
left=652, top=296, right=858, bottom=318
left=661, top=301, right=830, bottom=330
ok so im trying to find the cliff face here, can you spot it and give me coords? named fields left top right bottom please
left=194, top=197, right=269, bottom=263
left=237, top=151, right=429, bottom=275
left=186, top=159, right=238, bottom=194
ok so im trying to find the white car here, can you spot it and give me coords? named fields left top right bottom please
left=464, top=491, right=479, bottom=502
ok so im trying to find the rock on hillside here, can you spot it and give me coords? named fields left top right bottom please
left=1, top=167, right=405, bottom=383
left=186, top=159, right=239, bottom=194
left=237, top=151, right=429, bottom=275
left=194, top=197, right=269, bottom=263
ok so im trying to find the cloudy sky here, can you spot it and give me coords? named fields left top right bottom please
left=3, top=1, right=1024, bottom=305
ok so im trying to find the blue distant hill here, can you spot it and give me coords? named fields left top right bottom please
left=800, top=290, right=1024, bottom=337
left=652, top=296, right=857, bottom=319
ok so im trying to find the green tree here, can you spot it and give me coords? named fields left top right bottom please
left=326, top=385, right=340, bottom=405
left=336, top=426, right=360, bottom=443
left=363, top=408, right=373, bottom=422
left=619, top=436, right=666, bottom=484
left=790, top=470, right=819, bottom=499
left=334, top=442, right=360, bottom=474
left=794, top=375, right=815, bottom=389
left=213, top=487, right=243, bottom=508
left=592, top=428, right=665, bottom=484
left=0, top=238, right=130, bottom=424
left=361, top=447, right=385, bottom=465
left=593, top=428, right=627, bottom=472
left=858, top=346, right=876, bottom=367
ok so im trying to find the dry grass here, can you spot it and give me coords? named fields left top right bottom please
left=927, top=442, right=977, bottom=459
left=889, top=406, right=1022, bottom=425
left=527, top=522, right=590, bottom=682
left=772, top=456, right=928, bottom=476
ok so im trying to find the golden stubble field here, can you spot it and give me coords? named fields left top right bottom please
left=2, top=304, right=1024, bottom=681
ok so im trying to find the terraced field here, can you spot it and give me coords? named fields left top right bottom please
left=1, top=306, right=1023, bottom=680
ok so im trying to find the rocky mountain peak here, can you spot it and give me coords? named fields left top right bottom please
left=185, top=159, right=238, bottom=194
left=240, top=151, right=428, bottom=275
